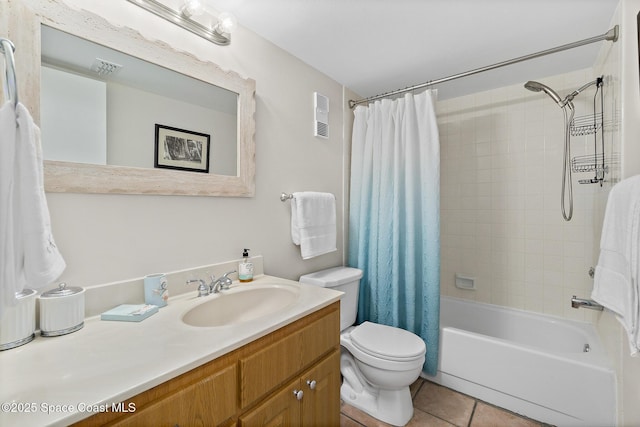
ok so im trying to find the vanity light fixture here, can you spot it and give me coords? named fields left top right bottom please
left=180, top=0, right=204, bottom=18
left=127, top=0, right=237, bottom=46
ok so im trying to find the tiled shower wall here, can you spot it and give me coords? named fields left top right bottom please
left=437, top=68, right=619, bottom=323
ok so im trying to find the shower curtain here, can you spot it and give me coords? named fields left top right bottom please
left=348, top=90, right=440, bottom=375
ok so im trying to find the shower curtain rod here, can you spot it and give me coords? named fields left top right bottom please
left=348, top=26, right=619, bottom=109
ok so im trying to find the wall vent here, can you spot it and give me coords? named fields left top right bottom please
left=91, top=58, right=123, bottom=77
left=314, top=92, right=329, bottom=138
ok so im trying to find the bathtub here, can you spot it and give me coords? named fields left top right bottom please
left=427, top=296, right=616, bottom=427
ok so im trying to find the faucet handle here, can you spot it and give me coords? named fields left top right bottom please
left=186, top=278, right=209, bottom=297
left=221, top=270, right=236, bottom=279
left=220, top=270, right=236, bottom=290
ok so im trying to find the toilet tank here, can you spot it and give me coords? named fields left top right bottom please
left=299, top=266, right=363, bottom=331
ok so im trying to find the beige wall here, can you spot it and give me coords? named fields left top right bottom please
left=437, top=67, right=617, bottom=323
left=592, top=2, right=626, bottom=423
left=24, top=0, right=351, bottom=287
left=613, top=0, right=640, bottom=424
left=341, top=87, right=360, bottom=264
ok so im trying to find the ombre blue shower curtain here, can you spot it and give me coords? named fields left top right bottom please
left=348, top=90, right=440, bottom=375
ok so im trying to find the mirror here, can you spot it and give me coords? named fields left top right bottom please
left=9, top=0, right=255, bottom=196
left=41, top=26, right=239, bottom=176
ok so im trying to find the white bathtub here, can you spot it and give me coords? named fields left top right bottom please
left=427, top=296, right=616, bottom=427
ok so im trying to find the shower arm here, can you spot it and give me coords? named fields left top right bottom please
left=563, top=77, right=603, bottom=105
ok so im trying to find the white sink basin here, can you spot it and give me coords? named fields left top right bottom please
left=181, top=283, right=301, bottom=327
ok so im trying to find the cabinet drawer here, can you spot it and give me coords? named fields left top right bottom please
left=110, top=364, right=237, bottom=427
left=300, top=307, right=339, bottom=367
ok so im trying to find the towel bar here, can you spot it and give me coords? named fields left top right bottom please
left=0, top=37, right=18, bottom=108
left=280, top=192, right=294, bottom=202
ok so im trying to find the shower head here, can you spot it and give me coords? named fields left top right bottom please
left=524, top=80, right=563, bottom=106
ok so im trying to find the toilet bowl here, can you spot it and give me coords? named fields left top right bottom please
left=340, top=322, right=425, bottom=425
left=299, top=267, right=426, bottom=427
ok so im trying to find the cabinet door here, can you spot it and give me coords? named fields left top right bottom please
left=239, top=378, right=302, bottom=427
left=111, top=364, right=237, bottom=427
left=301, top=350, right=340, bottom=427
left=240, top=330, right=302, bottom=408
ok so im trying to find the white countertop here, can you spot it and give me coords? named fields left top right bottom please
left=0, top=275, right=342, bottom=427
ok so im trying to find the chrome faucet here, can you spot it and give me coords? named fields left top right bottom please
left=571, top=295, right=604, bottom=311
left=186, top=278, right=209, bottom=297
left=210, top=270, right=236, bottom=294
left=186, top=270, right=237, bottom=297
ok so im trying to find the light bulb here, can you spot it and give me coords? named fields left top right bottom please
left=181, top=0, right=203, bottom=17
left=216, top=12, right=238, bottom=34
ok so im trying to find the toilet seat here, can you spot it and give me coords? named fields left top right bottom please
left=340, top=322, right=426, bottom=372
left=350, top=322, right=426, bottom=362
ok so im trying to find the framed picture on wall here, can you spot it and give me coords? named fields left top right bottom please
left=154, top=124, right=211, bottom=173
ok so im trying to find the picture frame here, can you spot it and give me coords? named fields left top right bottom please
left=154, top=124, right=211, bottom=173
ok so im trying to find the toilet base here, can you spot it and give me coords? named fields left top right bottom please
left=340, top=380, right=414, bottom=426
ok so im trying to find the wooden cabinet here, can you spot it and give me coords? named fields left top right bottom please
left=73, top=302, right=339, bottom=427
left=239, top=350, right=340, bottom=427
left=300, top=350, right=340, bottom=426
left=110, top=364, right=237, bottom=427
left=240, top=329, right=303, bottom=408
left=239, top=376, right=301, bottom=427
left=239, top=302, right=338, bottom=409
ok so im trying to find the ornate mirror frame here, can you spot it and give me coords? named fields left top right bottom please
left=2, top=0, right=256, bottom=197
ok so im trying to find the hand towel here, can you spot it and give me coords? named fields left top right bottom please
left=0, top=102, right=66, bottom=318
left=591, top=175, right=640, bottom=355
left=291, top=191, right=337, bottom=259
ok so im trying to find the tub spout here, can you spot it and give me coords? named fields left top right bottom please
left=571, top=295, right=603, bottom=311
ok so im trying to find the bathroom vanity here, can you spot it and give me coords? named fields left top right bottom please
left=75, top=304, right=340, bottom=426
left=0, top=276, right=342, bottom=426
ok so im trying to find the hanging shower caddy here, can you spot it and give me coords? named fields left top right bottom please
left=569, top=77, right=615, bottom=186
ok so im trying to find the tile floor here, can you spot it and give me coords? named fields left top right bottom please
left=340, top=378, right=550, bottom=427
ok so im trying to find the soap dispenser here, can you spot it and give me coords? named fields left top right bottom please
left=239, top=248, right=254, bottom=282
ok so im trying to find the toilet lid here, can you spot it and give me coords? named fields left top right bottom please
left=350, top=322, right=426, bottom=361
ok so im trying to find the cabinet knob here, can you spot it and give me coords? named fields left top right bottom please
left=306, top=379, right=317, bottom=390
left=293, top=389, right=304, bottom=400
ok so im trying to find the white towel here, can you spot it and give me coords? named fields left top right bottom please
left=0, top=102, right=65, bottom=318
left=291, top=191, right=337, bottom=259
left=591, top=175, right=640, bottom=356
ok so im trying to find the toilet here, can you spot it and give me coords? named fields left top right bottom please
left=299, top=266, right=426, bottom=426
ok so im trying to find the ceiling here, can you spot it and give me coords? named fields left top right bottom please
left=202, top=0, right=620, bottom=101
